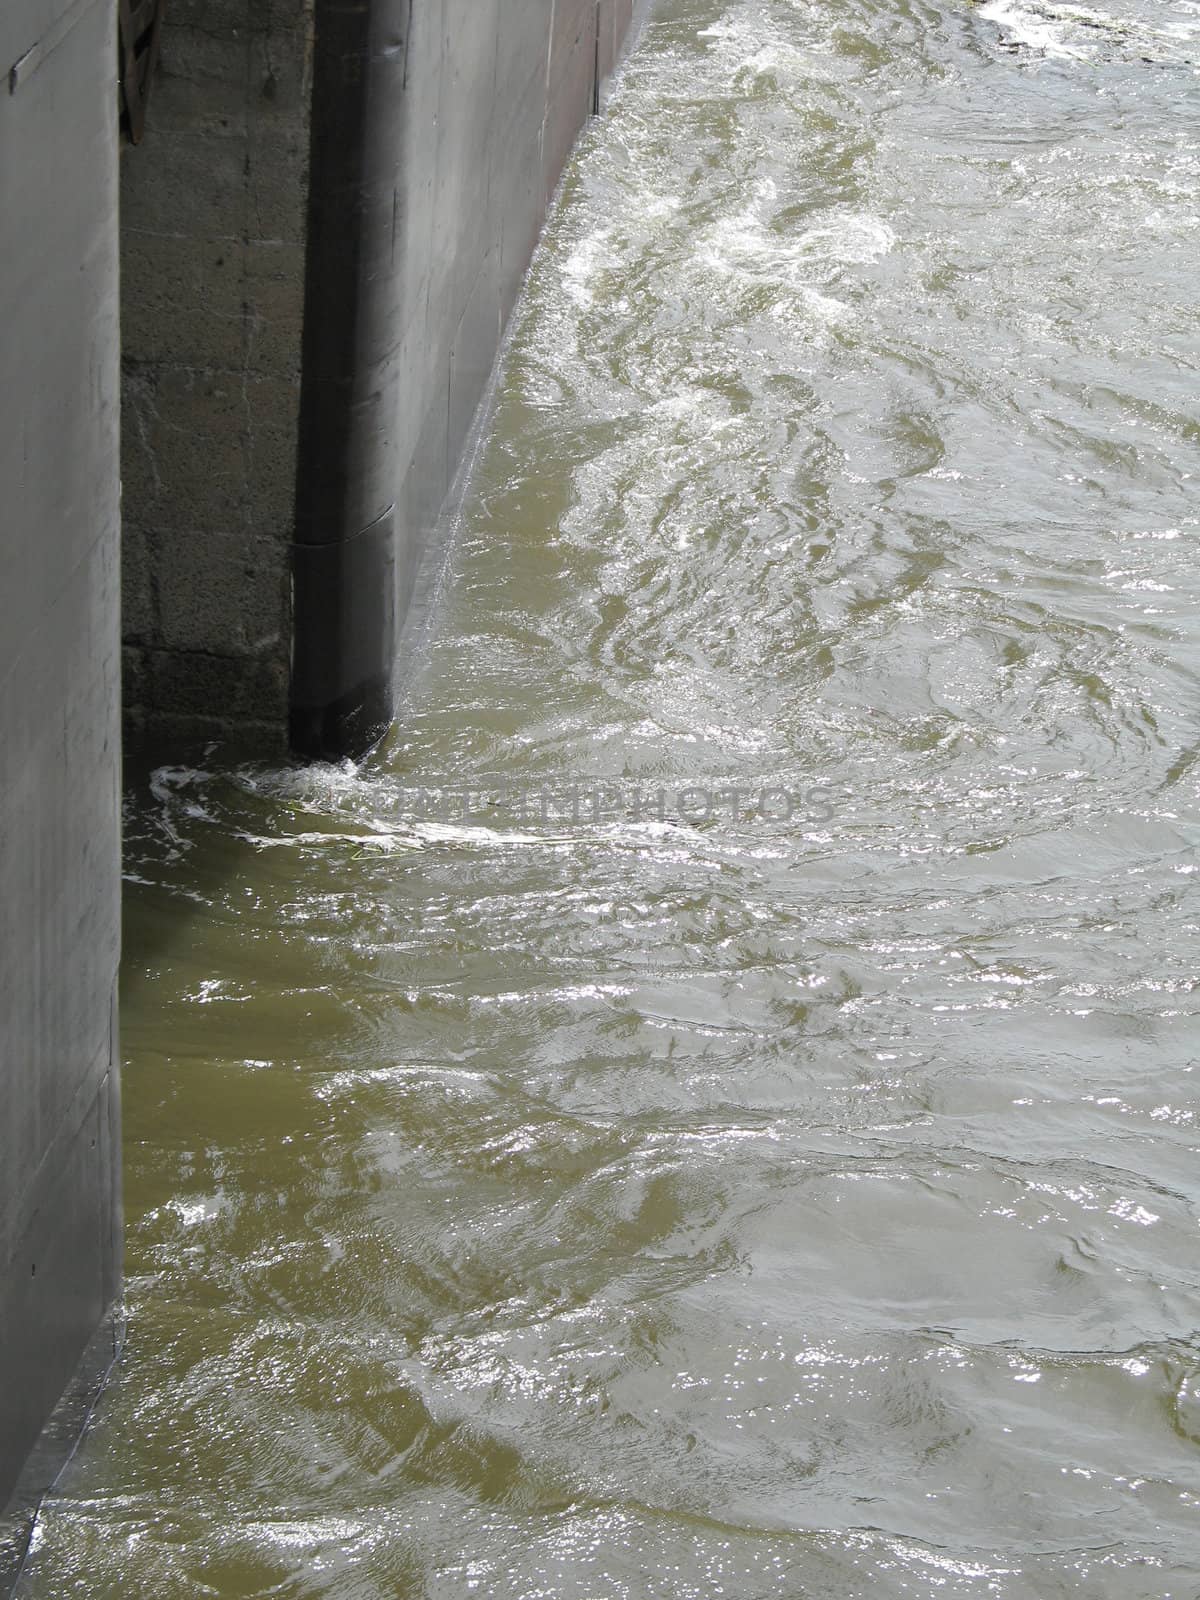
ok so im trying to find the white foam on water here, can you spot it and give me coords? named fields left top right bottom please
left=561, top=225, right=618, bottom=308
left=795, top=215, right=898, bottom=265
left=702, top=196, right=895, bottom=298
left=979, top=0, right=1087, bottom=57
left=981, top=0, right=1200, bottom=60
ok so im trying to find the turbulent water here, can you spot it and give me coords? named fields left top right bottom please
left=18, top=0, right=1200, bottom=1594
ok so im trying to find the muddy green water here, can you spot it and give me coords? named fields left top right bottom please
left=22, top=0, right=1200, bottom=1594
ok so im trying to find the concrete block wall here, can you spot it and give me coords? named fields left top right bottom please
left=0, top=0, right=123, bottom=1514
left=125, top=0, right=638, bottom=754
left=120, top=0, right=315, bottom=752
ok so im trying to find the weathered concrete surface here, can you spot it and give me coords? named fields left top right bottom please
left=291, top=0, right=639, bottom=755
left=0, top=0, right=123, bottom=1515
left=120, top=0, right=315, bottom=753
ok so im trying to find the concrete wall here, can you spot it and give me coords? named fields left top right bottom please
left=0, top=0, right=123, bottom=1515
left=125, top=0, right=637, bottom=755
left=291, top=0, right=639, bottom=756
left=120, top=0, right=315, bottom=752
left=384, top=0, right=639, bottom=623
